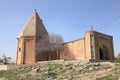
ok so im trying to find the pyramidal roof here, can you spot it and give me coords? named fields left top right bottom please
left=18, top=10, right=48, bottom=38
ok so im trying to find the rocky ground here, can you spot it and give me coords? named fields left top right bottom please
left=0, top=60, right=120, bottom=80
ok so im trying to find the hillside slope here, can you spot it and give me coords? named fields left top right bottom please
left=0, top=60, right=119, bottom=80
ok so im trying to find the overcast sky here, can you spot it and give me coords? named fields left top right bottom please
left=0, top=0, right=120, bottom=61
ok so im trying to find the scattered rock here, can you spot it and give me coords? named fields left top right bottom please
left=89, top=67, right=94, bottom=71
left=94, top=63, right=100, bottom=66
left=117, top=69, right=120, bottom=72
left=95, top=67, right=99, bottom=70
left=118, top=78, right=120, bottom=80
left=32, top=68, right=40, bottom=73
left=0, top=61, right=116, bottom=80
left=67, top=66, right=73, bottom=70
left=0, top=78, right=6, bottom=80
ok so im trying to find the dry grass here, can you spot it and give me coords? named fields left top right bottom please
left=0, top=60, right=119, bottom=80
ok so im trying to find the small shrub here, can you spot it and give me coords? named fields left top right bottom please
left=45, top=71, right=57, bottom=78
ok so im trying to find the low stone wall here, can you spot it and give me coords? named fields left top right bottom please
left=36, top=59, right=89, bottom=65
left=0, top=65, right=18, bottom=70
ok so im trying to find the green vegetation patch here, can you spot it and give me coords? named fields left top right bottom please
left=0, top=62, right=114, bottom=80
left=0, top=66, right=32, bottom=80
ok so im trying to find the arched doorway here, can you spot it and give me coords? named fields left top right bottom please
left=99, top=48, right=104, bottom=60
left=99, top=45, right=109, bottom=60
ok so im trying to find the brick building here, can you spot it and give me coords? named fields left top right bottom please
left=16, top=11, right=114, bottom=65
left=62, top=31, right=114, bottom=61
left=16, top=10, right=49, bottom=65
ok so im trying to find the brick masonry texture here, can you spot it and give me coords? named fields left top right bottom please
left=16, top=11, right=114, bottom=65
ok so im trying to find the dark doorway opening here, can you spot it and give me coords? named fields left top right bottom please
left=99, top=48, right=104, bottom=60
left=99, top=45, right=109, bottom=60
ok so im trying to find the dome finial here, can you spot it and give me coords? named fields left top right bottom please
left=34, top=9, right=37, bottom=12
left=91, top=25, right=93, bottom=31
